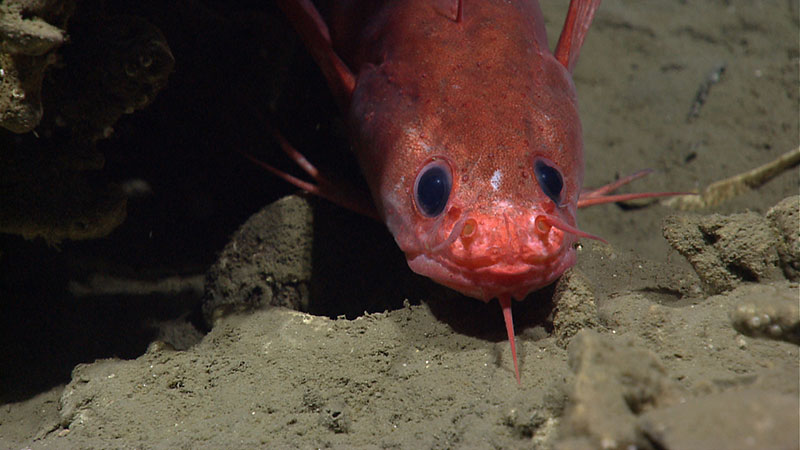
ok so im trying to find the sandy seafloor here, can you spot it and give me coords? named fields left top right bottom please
left=1, top=0, right=798, bottom=449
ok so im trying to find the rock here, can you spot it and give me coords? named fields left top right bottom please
left=559, top=330, right=685, bottom=450
left=203, top=194, right=314, bottom=325
left=0, top=173, right=127, bottom=243
left=552, top=269, right=599, bottom=348
left=58, top=359, right=120, bottom=430
left=202, top=193, right=436, bottom=326
left=663, top=208, right=783, bottom=294
left=40, top=14, right=174, bottom=143
left=766, top=196, right=800, bottom=281
left=0, top=7, right=173, bottom=243
left=640, top=389, right=799, bottom=450
left=0, top=0, right=74, bottom=133
left=318, top=400, right=350, bottom=434
left=729, top=283, right=800, bottom=345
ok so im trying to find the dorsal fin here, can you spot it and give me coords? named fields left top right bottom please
left=277, top=0, right=356, bottom=111
left=554, top=0, right=602, bottom=73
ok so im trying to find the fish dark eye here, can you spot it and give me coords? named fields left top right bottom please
left=534, top=159, right=563, bottom=205
left=414, top=160, right=452, bottom=217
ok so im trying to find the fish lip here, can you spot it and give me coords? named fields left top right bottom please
left=474, top=260, right=551, bottom=276
left=407, top=247, right=576, bottom=301
left=447, top=247, right=560, bottom=271
left=407, top=247, right=559, bottom=275
left=442, top=253, right=565, bottom=280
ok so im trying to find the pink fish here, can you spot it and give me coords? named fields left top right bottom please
left=260, top=0, right=677, bottom=383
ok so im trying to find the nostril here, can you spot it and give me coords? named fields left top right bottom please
left=534, top=216, right=551, bottom=237
left=461, top=218, right=477, bottom=238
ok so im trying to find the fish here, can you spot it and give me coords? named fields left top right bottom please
left=265, top=0, right=678, bottom=383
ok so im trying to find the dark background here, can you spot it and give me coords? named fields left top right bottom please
left=0, top=0, right=376, bottom=402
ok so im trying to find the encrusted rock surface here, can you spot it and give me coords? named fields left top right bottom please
left=640, top=390, right=799, bottom=450
left=203, top=194, right=314, bottom=324
left=663, top=197, right=798, bottom=294
left=729, top=283, right=800, bottom=345
left=557, top=330, right=685, bottom=450
left=766, top=196, right=800, bottom=281
left=552, top=269, right=599, bottom=348
left=39, top=13, right=174, bottom=143
left=0, top=0, right=74, bottom=133
left=0, top=5, right=173, bottom=243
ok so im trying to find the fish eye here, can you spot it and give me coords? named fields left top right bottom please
left=414, top=159, right=452, bottom=217
left=534, top=158, right=564, bottom=205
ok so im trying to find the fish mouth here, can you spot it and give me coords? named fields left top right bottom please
left=403, top=205, right=596, bottom=301
left=407, top=247, right=576, bottom=301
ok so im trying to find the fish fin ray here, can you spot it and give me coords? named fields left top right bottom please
left=242, top=128, right=379, bottom=220
left=277, top=0, right=356, bottom=110
left=554, top=0, right=602, bottom=72
left=579, top=170, right=692, bottom=208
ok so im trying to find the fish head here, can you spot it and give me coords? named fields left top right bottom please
left=396, top=149, right=590, bottom=302
left=348, top=12, right=596, bottom=302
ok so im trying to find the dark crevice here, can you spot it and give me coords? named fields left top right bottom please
left=726, top=263, right=759, bottom=282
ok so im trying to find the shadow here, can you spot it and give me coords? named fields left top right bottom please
left=307, top=194, right=558, bottom=343
left=308, top=198, right=447, bottom=319
left=424, top=283, right=557, bottom=343
left=0, top=236, right=205, bottom=404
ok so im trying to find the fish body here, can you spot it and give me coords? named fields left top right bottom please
left=277, top=0, right=605, bottom=382
left=328, top=0, right=592, bottom=302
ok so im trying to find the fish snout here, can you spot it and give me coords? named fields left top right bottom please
left=441, top=208, right=576, bottom=271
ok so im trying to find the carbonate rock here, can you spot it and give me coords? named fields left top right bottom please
left=0, top=0, right=74, bottom=133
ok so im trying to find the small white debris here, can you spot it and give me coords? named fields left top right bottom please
left=490, top=169, right=502, bottom=191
